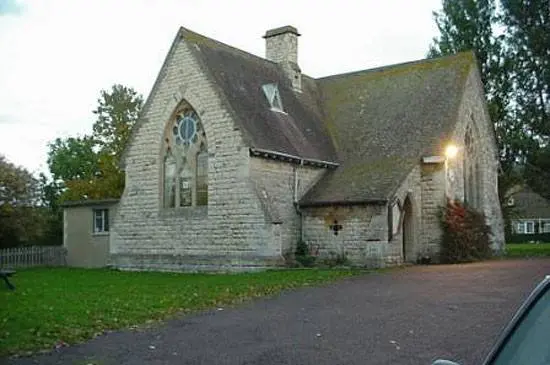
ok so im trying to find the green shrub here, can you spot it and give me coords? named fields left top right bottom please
left=295, top=240, right=317, bottom=267
left=439, top=199, right=492, bottom=263
left=322, top=251, right=350, bottom=267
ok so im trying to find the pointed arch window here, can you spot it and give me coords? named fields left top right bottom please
left=162, top=103, right=208, bottom=208
left=463, top=125, right=481, bottom=209
left=196, top=143, right=208, bottom=205
left=163, top=152, right=177, bottom=208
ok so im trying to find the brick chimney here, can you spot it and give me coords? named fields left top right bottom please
left=263, top=26, right=302, bottom=93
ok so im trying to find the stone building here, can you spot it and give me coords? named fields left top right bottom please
left=63, top=25, right=504, bottom=270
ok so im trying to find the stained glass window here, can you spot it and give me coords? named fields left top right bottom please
left=179, top=160, right=193, bottom=207
left=196, top=144, right=208, bottom=206
left=463, top=126, right=478, bottom=208
left=174, top=111, right=198, bottom=146
left=164, top=153, right=176, bottom=208
left=162, top=102, right=208, bottom=208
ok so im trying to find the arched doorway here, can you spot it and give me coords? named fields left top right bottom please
left=402, top=196, right=414, bottom=262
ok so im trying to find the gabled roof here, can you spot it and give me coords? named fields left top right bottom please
left=123, top=26, right=480, bottom=206
left=300, top=52, right=475, bottom=205
left=180, top=27, right=337, bottom=163
left=510, top=186, right=550, bottom=219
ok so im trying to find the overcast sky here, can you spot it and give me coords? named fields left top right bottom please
left=0, top=0, right=442, bottom=175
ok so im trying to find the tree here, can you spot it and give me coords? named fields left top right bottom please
left=501, top=0, right=550, bottom=140
left=46, top=84, right=143, bottom=202
left=0, top=155, right=45, bottom=248
left=92, top=84, right=143, bottom=160
left=429, top=0, right=499, bottom=87
left=524, top=145, right=550, bottom=199
left=47, top=136, right=99, bottom=182
left=428, top=0, right=550, bottom=206
left=428, top=0, right=523, bottom=172
left=501, top=0, right=550, bottom=196
left=37, top=173, right=64, bottom=247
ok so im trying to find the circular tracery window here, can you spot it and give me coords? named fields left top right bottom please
left=173, top=110, right=199, bottom=145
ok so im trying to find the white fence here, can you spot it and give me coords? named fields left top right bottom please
left=0, top=246, right=67, bottom=268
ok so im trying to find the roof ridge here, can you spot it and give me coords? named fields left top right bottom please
left=316, top=51, right=475, bottom=82
left=179, top=26, right=277, bottom=67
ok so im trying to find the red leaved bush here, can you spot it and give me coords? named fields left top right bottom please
left=439, top=199, right=492, bottom=263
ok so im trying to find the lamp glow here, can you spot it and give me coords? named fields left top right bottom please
left=445, top=145, right=459, bottom=159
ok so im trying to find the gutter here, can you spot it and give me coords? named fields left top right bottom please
left=299, top=198, right=388, bottom=208
left=249, top=147, right=339, bottom=168
left=61, top=198, right=120, bottom=208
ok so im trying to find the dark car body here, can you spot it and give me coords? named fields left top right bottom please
left=434, top=274, right=550, bottom=365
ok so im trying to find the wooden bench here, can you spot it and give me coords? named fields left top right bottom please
left=0, top=269, right=15, bottom=290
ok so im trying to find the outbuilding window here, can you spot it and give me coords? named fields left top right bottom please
left=93, top=209, right=109, bottom=233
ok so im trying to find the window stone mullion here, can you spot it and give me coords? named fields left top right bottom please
left=175, top=160, right=181, bottom=207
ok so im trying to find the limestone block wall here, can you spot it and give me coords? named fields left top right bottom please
left=265, top=31, right=298, bottom=65
left=301, top=204, right=398, bottom=267
left=110, top=34, right=279, bottom=271
left=249, top=157, right=326, bottom=257
left=446, top=68, right=504, bottom=251
left=421, top=163, right=447, bottom=258
left=388, top=166, right=423, bottom=263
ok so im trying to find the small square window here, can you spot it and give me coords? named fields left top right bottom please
left=541, top=220, right=550, bottom=233
left=93, top=209, right=109, bottom=234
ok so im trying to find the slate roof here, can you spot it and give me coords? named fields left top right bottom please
left=300, top=52, right=475, bottom=205
left=181, top=28, right=337, bottom=163
left=510, top=186, right=550, bottom=219
left=126, top=27, right=479, bottom=206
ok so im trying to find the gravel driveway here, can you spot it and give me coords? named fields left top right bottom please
left=6, top=258, right=550, bottom=365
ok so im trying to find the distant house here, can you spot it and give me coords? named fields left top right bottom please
left=507, top=186, right=550, bottom=242
left=62, top=25, right=504, bottom=271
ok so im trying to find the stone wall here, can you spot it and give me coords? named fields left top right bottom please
left=420, top=163, right=446, bottom=258
left=446, top=67, right=505, bottom=251
left=301, top=204, right=397, bottom=267
left=265, top=31, right=298, bottom=65
left=249, top=157, right=326, bottom=257
left=389, top=166, right=423, bottom=262
left=110, top=34, right=281, bottom=271
left=108, top=31, right=503, bottom=272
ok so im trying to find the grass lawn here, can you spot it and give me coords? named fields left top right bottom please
left=505, top=243, right=550, bottom=258
left=0, top=267, right=360, bottom=357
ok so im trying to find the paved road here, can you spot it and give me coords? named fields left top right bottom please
left=6, top=259, right=550, bottom=365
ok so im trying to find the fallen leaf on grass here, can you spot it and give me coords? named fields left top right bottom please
left=54, top=340, right=68, bottom=349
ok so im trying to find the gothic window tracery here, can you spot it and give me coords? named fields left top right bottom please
left=162, top=102, right=208, bottom=208
left=463, top=124, right=482, bottom=209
